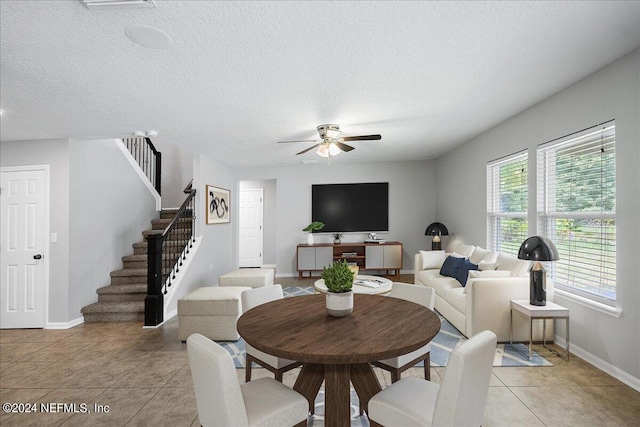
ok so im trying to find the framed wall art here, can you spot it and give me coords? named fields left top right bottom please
left=206, top=185, right=230, bottom=224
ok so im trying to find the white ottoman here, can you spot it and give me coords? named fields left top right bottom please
left=178, top=286, right=250, bottom=341
left=219, top=268, right=274, bottom=288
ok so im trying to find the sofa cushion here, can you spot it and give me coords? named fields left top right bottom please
left=428, top=276, right=461, bottom=299
left=496, top=253, right=531, bottom=277
left=453, top=259, right=478, bottom=286
left=440, top=256, right=465, bottom=278
left=478, top=261, right=497, bottom=271
left=469, top=247, right=497, bottom=265
left=454, top=243, right=475, bottom=258
left=468, top=270, right=512, bottom=279
left=415, top=269, right=442, bottom=285
left=419, top=250, right=447, bottom=270
left=444, top=287, right=467, bottom=313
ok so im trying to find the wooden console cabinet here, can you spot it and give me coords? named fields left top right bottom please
left=296, top=241, right=403, bottom=279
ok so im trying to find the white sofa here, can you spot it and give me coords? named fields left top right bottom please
left=414, top=240, right=553, bottom=342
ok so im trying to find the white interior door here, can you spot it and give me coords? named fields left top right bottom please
left=1, top=167, right=48, bottom=329
left=239, top=188, right=263, bottom=267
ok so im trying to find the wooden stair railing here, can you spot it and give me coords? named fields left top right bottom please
left=144, top=186, right=196, bottom=326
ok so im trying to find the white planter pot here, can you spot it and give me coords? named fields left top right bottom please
left=307, top=233, right=314, bottom=245
left=326, top=291, right=353, bottom=317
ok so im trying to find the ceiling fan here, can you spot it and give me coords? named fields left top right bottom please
left=278, top=124, right=381, bottom=163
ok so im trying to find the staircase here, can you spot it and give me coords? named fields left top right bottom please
left=81, top=209, right=179, bottom=322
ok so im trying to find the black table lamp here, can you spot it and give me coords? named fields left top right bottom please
left=517, top=236, right=559, bottom=306
left=425, top=222, right=449, bottom=250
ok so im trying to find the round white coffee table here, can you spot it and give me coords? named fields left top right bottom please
left=314, top=275, right=393, bottom=295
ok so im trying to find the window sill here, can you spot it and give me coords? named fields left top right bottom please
left=554, top=289, right=622, bottom=318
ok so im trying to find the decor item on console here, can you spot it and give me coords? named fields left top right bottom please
left=302, top=221, right=324, bottom=245
left=321, top=259, right=354, bottom=317
left=414, top=238, right=554, bottom=342
left=517, top=236, right=559, bottom=306
left=425, top=222, right=449, bottom=250
left=333, top=232, right=343, bottom=244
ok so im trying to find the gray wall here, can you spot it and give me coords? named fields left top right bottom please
left=1, top=139, right=71, bottom=323
left=435, top=49, right=640, bottom=383
left=239, top=179, right=277, bottom=265
left=68, top=139, right=158, bottom=321
left=151, top=139, right=194, bottom=209
left=234, top=160, right=437, bottom=276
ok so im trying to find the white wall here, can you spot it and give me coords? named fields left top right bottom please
left=233, top=160, right=437, bottom=276
left=1, top=139, right=71, bottom=323
left=68, top=139, right=158, bottom=321
left=151, top=139, right=194, bottom=209
left=435, top=49, right=640, bottom=385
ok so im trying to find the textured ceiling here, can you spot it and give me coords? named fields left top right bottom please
left=1, top=1, right=639, bottom=167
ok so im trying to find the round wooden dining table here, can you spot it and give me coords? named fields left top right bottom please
left=237, top=293, right=441, bottom=427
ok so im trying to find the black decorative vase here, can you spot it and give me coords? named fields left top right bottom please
left=530, top=269, right=546, bottom=306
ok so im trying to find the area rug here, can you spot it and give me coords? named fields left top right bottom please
left=221, top=286, right=552, bottom=368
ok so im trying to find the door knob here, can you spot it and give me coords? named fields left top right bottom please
left=33, top=254, right=42, bottom=260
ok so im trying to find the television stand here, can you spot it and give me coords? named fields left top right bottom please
left=296, top=241, right=403, bottom=279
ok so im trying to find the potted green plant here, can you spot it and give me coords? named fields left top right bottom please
left=321, top=259, right=354, bottom=317
left=332, top=232, right=343, bottom=244
left=302, top=221, right=324, bottom=245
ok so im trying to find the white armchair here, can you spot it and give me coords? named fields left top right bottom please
left=368, top=330, right=497, bottom=427
left=241, top=285, right=302, bottom=382
left=373, top=283, right=436, bottom=382
left=187, top=333, right=308, bottom=427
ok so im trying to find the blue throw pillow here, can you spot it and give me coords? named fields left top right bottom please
left=454, top=259, right=479, bottom=286
left=440, top=256, right=464, bottom=278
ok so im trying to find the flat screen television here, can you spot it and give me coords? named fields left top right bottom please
left=311, top=182, right=389, bottom=233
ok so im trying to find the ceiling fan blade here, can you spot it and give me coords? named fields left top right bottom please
left=342, top=134, right=382, bottom=141
left=334, top=141, right=355, bottom=152
left=296, top=144, right=320, bottom=155
left=278, top=139, right=321, bottom=144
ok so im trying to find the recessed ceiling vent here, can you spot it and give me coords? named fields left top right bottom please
left=81, top=0, right=157, bottom=10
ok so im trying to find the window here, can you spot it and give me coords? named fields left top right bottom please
left=487, top=151, right=528, bottom=255
left=537, top=122, right=616, bottom=305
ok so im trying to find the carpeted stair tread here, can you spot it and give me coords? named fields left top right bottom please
left=122, top=254, right=147, bottom=262
left=81, top=301, right=144, bottom=314
left=97, top=284, right=147, bottom=294
left=111, top=268, right=147, bottom=277
left=160, top=209, right=179, bottom=219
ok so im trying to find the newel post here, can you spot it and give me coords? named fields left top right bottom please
left=145, top=231, right=164, bottom=326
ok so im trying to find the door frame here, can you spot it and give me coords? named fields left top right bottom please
left=1, top=164, right=50, bottom=328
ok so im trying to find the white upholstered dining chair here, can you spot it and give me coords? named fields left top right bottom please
left=241, top=285, right=302, bottom=382
left=368, top=330, right=497, bottom=427
left=187, top=333, right=308, bottom=427
left=372, top=283, right=436, bottom=382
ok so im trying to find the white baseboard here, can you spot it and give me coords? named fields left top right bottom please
left=555, top=335, right=640, bottom=392
left=143, top=309, right=177, bottom=329
left=46, top=317, right=84, bottom=329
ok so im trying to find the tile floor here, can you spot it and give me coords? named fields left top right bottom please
left=1, top=277, right=638, bottom=426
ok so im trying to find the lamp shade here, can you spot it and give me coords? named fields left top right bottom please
left=517, top=236, right=559, bottom=261
left=425, top=222, right=449, bottom=236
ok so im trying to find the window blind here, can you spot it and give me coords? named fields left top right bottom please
left=487, top=151, right=528, bottom=255
left=537, top=123, right=616, bottom=305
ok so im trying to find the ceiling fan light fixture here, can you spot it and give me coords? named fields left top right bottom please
left=316, top=143, right=342, bottom=158
left=317, top=124, right=341, bottom=139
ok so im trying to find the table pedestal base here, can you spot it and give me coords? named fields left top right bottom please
left=293, top=362, right=382, bottom=427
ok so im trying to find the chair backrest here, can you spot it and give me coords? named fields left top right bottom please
left=389, top=283, right=435, bottom=310
left=241, top=284, right=284, bottom=312
left=432, top=330, right=497, bottom=427
left=187, top=333, right=249, bottom=427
